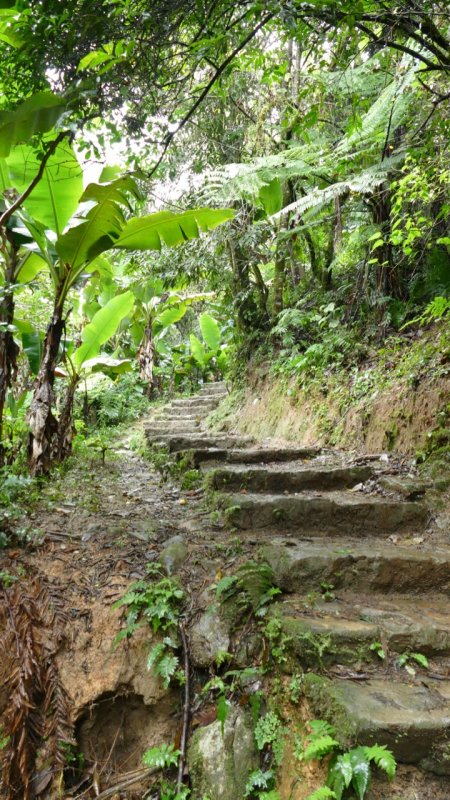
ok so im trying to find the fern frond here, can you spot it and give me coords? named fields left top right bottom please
left=305, top=788, right=337, bottom=800
left=304, top=735, right=340, bottom=762
left=363, top=744, right=396, bottom=780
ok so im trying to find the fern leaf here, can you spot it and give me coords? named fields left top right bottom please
left=304, top=735, right=339, bottom=762
left=305, top=788, right=337, bottom=800
left=363, top=744, right=396, bottom=780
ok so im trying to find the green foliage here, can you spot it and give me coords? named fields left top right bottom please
left=263, top=617, right=292, bottom=665
left=215, top=560, right=280, bottom=617
left=397, top=651, right=429, bottom=676
left=6, top=139, right=83, bottom=235
left=402, top=296, right=450, bottom=329
left=254, top=712, right=285, bottom=766
left=245, top=769, right=279, bottom=799
left=73, top=291, right=134, bottom=369
left=113, top=562, right=184, bottom=636
left=77, top=372, right=149, bottom=429
left=0, top=92, right=66, bottom=157
left=305, top=789, right=336, bottom=800
left=297, top=720, right=339, bottom=762
left=297, top=720, right=396, bottom=800
left=115, top=208, right=235, bottom=250
left=113, top=562, right=184, bottom=687
left=142, top=742, right=180, bottom=769
left=369, top=641, right=386, bottom=661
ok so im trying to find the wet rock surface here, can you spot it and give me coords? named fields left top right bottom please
left=188, top=705, right=258, bottom=800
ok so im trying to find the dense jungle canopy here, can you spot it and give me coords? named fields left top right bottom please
left=0, top=0, right=449, bottom=474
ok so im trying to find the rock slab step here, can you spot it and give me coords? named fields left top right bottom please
left=220, top=491, right=426, bottom=534
left=304, top=674, right=450, bottom=772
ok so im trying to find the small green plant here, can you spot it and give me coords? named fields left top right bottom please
left=245, top=768, right=279, bottom=799
left=60, top=741, right=85, bottom=772
left=288, top=672, right=303, bottom=704
left=296, top=720, right=339, bottom=762
left=320, top=581, right=335, bottom=602
left=370, top=641, right=386, bottom=660
left=159, top=781, right=191, bottom=800
left=215, top=561, right=281, bottom=618
left=254, top=711, right=286, bottom=766
left=0, top=570, right=18, bottom=588
left=0, top=726, right=10, bottom=751
left=263, top=617, right=292, bottom=664
left=298, top=719, right=396, bottom=800
left=142, top=742, right=180, bottom=769
left=180, top=468, right=201, bottom=490
left=113, top=563, right=185, bottom=687
left=397, top=650, right=429, bottom=676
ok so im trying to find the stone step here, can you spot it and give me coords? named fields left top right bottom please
left=271, top=592, right=450, bottom=668
left=261, top=539, right=450, bottom=595
left=204, top=464, right=373, bottom=493
left=199, top=382, right=227, bottom=395
left=170, top=397, right=221, bottom=410
left=147, top=433, right=254, bottom=452
left=145, top=419, right=202, bottom=435
left=156, top=412, right=205, bottom=421
left=303, top=673, right=450, bottom=771
left=219, top=491, right=427, bottom=533
left=189, top=446, right=321, bottom=467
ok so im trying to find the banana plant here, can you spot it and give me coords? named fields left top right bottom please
left=0, top=91, right=71, bottom=464
left=190, top=313, right=228, bottom=374
left=130, top=279, right=213, bottom=395
left=11, top=166, right=233, bottom=473
left=54, top=291, right=135, bottom=461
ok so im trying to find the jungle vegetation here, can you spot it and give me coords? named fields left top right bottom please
left=0, top=0, right=449, bottom=478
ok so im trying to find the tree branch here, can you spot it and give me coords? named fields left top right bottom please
left=146, top=11, right=276, bottom=179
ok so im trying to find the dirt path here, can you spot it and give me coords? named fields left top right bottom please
left=1, top=382, right=450, bottom=799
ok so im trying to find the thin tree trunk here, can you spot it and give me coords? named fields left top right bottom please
left=370, top=188, right=396, bottom=296
left=27, top=292, right=65, bottom=476
left=322, top=194, right=347, bottom=290
left=227, top=237, right=258, bottom=331
left=138, top=324, right=159, bottom=397
left=0, top=246, right=19, bottom=467
left=54, top=376, right=78, bottom=463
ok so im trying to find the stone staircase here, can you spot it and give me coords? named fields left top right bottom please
left=145, top=383, right=450, bottom=780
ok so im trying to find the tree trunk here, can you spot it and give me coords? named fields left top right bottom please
left=27, top=294, right=65, bottom=476
left=322, top=194, right=347, bottom=290
left=370, top=188, right=397, bottom=297
left=0, top=247, right=19, bottom=467
left=227, top=237, right=259, bottom=332
left=138, top=324, right=159, bottom=397
left=54, top=376, right=78, bottom=463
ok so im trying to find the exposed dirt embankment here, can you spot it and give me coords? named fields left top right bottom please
left=216, top=328, right=450, bottom=456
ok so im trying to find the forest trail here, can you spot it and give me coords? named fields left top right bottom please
left=2, top=383, right=450, bottom=799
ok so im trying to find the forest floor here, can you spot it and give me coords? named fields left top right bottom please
left=1, top=384, right=450, bottom=799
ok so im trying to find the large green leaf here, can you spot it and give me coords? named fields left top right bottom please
left=6, top=139, right=82, bottom=235
left=259, top=178, right=282, bottom=215
left=73, top=290, right=134, bottom=369
left=190, top=333, right=206, bottom=366
left=16, top=251, right=47, bottom=282
left=199, top=313, right=220, bottom=350
left=154, top=303, right=187, bottom=333
left=114, top=208, right=235, bottom=251
left=56, top=175, right=139, bottom=272
left=0, top=92, right=66, bottom=158
left=82, top=355, right=133, bottom=375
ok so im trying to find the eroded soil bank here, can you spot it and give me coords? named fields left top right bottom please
left=214, top=327, right=450, bottom=457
